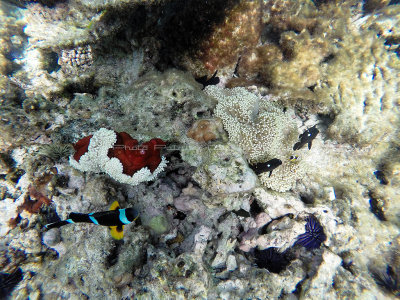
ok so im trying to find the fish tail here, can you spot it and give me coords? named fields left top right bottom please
left=109, top=225, right=124, bottom=240
left=293, top=142, right=301, bottom=151
left=44, top=219, right=73, bottom=230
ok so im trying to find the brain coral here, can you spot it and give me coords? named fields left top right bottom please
left=205, top=86, right=298, bottom=164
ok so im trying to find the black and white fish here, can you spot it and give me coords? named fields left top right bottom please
left=250, top=158, right=282, bottom=177
left=293, top=125, right=319, bottom=150
left=44, top=201, right=139, bottom=240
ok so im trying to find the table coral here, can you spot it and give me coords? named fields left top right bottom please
left=70, top=128, right=167, bottom=185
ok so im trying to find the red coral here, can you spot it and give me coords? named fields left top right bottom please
left=108, top=132, right=166, bottom=175
left=73, top=131, right=166, bottom=176
left=73, top=134, right=92, bottom=161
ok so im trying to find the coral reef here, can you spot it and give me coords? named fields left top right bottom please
left=1, top=0, right=400, bottom=299
left=183, top=0, right=263, bottom=75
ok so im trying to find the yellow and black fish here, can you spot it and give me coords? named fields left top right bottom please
left=44, top=201, right=139, bottom=240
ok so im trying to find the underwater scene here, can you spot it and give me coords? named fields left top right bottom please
left=0, top=0, right=400, bottom=299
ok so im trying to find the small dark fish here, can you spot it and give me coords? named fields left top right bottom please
left=294, top=215, right=326, bottom=250
left=44, top=201, right=139, bottom=240
left=250, top=158, right=282, bottom=177
left=293, top=125, right=319, bottom=150
left=195, top=70, right=220, bottom=89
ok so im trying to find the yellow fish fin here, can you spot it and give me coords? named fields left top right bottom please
left=109, top=225, right=124, bottom=240
left=109, top=201, right=120, bottom=211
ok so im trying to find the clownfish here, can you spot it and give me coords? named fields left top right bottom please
left=44, top=201, right=139, bottom=240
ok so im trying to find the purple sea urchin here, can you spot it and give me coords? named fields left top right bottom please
left=294, top=215, right=326, bottom=250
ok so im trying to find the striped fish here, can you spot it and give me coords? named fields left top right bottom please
left=44, top=201, right=139, bottom=240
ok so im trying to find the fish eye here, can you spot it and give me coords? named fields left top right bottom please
left=267, top=164, right=271, bottom=167
left=290, top=155, right=298, bottom=160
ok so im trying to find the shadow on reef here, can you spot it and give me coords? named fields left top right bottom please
left=95, top=0, right=240, bottom=71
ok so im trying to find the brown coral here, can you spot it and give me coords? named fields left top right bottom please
left=183, top=0, right=263, bottom=76
left=187, top=119, right=224, bottom=143
left=236, top=44, right=283, bottom=81
left=22, top=185, right=52, bottom=214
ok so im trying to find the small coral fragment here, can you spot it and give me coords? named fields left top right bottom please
left=22, top=184, right=52, bottom=214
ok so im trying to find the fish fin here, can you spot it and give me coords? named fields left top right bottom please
left=109, top=201, right=120, bottom=211
left=69, top=212, right=90, bottom=222
left=44, top=220, right=70, bottom=230
left=308, top=141, right=312, bottom=150
left=293, top=142, right=301, bottom=151
left=268, top=171, right=272, bottom=178
left=109, top=225, right=124, bottom=240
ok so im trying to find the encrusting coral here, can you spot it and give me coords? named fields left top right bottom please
left=70, top=128, right=167, bottom=185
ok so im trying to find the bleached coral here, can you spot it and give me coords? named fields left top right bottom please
left=205, top=86, right=303, bottom=192
left=69, top=128, right=167, bottom=185
left=206, top=86, right=298, bottom=163
left=259, top=158, right=306, bottom=192
left=69, top=128, right=116, bottom=173
left=104, top=156, right=168, bottom=186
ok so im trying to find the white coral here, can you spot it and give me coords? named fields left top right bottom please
left=259, top=159, right=306, bottom=192
left=69, top=128, right=167, bottom=185
left=206, top=86, right=297, bottom=163
left=205, top=86, right=301, bottom=192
